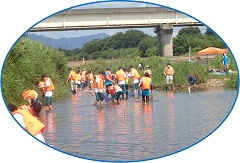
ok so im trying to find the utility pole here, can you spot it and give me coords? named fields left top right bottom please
left=188, top=46, right=191, bottom=62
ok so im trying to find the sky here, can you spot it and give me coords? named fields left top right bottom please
left=28, top=1, right=206, bottom=39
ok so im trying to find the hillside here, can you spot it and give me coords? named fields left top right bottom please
left=27, top=33, right=110, bottom=50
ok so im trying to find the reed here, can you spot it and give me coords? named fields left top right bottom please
left=2, top=38, right=69, bottom=106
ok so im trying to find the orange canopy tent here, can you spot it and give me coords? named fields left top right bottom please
left=197, top=47, right=228, bottom=69
left=197, top=47, right=228, bottom=55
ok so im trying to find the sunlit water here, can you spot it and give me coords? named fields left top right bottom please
left=38, top=87, right=237, bottom=162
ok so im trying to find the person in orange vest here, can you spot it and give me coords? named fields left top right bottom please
left=93, top=71, right=105, bottom=106
left=8, top=103, right=45, bottom=143
left=139, top=72, right=153, bottom=102
left=115, top=66, right=127, bottom=99
left=108, top=84, right=123, bottom=104
left=164, top=62, right=174, bottom=91
left=129, top=65, right=141, bottom=99
left=41, top=74, right=55, bottom=110
left=66, top=68, right=76, bottom=94
left=22, top=89, right=39, bottom=104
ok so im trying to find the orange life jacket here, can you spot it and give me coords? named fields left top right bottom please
left=131, top=68, right=140, bottom=80
left=108, top=85, right=115, bottom=95
left=165, top=66, right=173, bottom=75
left=116, top=69, right=125, bottom=81
left=93, top=75, right=104, bottom=88
left=93, top=77, right=98, bottom=88
left=44, top=77, right=55, bottom=91
left=69, top=71, right=76, bottom=80
left=141, top=77, right=151, bottom=89
left=106, top=71, right=112, bottom=80
left=15, top=109, right=45, bottom=136
left=22, top=90, right=37, bottom=100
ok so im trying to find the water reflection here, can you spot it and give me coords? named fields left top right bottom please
left=166, top=92, right=175, bottom=146
left=37, top=88, right=237, bottom=161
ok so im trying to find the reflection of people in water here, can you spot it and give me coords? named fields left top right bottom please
left=166, top=91, right=175, bottom=140
left=143, top=104, right=153, bottom=140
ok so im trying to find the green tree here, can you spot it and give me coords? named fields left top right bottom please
left=178, top=27, right=201, bottom=36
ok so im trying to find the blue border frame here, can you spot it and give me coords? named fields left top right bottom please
left=1, top=0, right=239, bottom=162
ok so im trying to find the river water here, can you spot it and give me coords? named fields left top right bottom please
left=38, top=87, right=237, bottom=162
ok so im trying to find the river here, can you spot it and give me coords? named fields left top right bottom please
left=38, top=87, right=237, bottom=162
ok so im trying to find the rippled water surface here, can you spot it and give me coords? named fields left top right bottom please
left=38, top=87, right=237, bottom=161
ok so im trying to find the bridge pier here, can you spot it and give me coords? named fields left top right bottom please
left=155, top=24, right=173, bottom=57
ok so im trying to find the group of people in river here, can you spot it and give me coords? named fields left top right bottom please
left=66, top=64, right=155, bottom=106
left=65, top=61, right=186, bottom=106
left=6, top=61, right=198, bottom=143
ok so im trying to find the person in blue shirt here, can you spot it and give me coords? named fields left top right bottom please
left=222, top=53, right=230, bottom=72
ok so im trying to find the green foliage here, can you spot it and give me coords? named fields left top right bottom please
left=76, top=56, right=211, bottom=89
left=225, top=73, right=238, bottom=88
left=173, top=27, right=226, bottom=56
left=178, top=27, right=201, bottom=36
left=2, top=38, right=69, bottom=106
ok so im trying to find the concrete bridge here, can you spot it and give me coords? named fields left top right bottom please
left=30, top=7, right=202, bottom=57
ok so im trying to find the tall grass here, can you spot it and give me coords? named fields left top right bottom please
left=2, top=38, right=69, bottom=106
left=78, top=56, right=211, bottom=89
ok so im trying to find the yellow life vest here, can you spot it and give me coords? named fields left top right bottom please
left=22, top=90, right=37, bottom=100
left=15, top=109, right=45, bottom=136
left=132, top=68, right=140, bottom=80
left=75, top=73, right=81, bottom=81
left=116, top=69, right=125, bottom=81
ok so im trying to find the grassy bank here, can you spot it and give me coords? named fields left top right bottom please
left=70, top=56, right=238, bottom=90
left=2, top=38, right=70, bottom=106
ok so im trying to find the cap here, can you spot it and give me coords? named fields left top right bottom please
left=167, top=62, right=171, bottom=65
left=107, top=67, right=112, bottom=70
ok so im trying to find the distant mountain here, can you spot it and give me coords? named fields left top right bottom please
left=27, top=33, right=110, bottom=50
